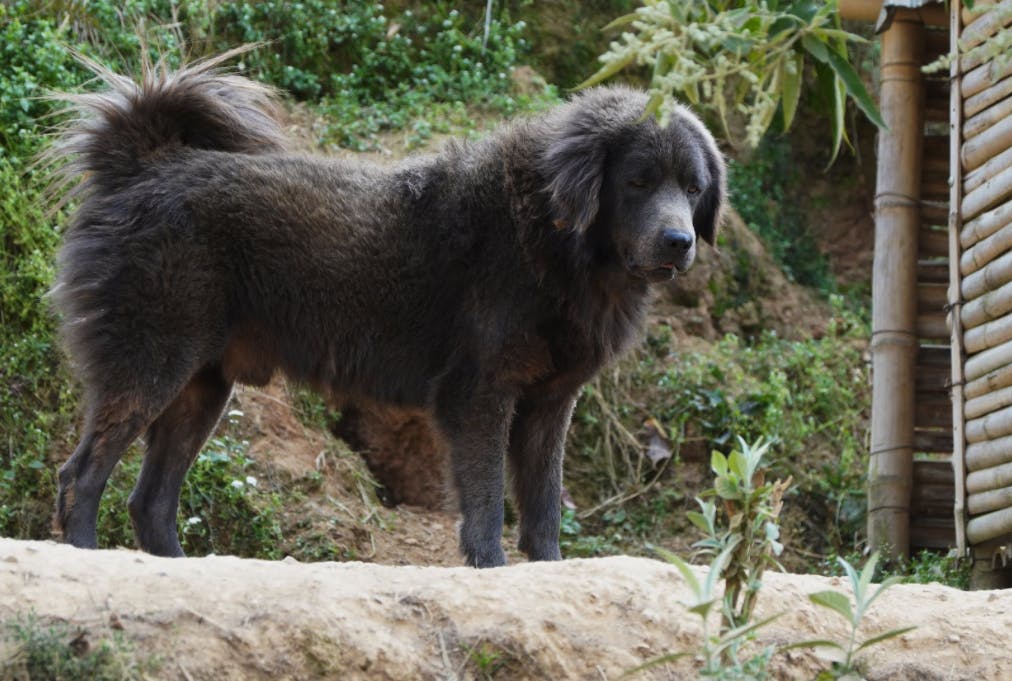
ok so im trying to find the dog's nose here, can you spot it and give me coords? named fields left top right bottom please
left=663, top=229, right=694, bottom=253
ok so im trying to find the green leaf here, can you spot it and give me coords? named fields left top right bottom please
left=619, top=651, right=692, bottom=679
left=686, top=510, right=711, bottom=534
left=711, top=450, right=729, bottom=478
left=779, top=639, right=846, bottom=653
left=601, top=12, right=640, bottom=32
left=801, top=33, right=830, bottom=63
left=857, top=552, right=881, bottom=603
left=825, top=47, right=887, bottom=129
left=575, top=51, right=636, bottom=90
left=728, top=449, right=748, bottom=480
left=780, top=52, right=803, bottom=129
left=862, top=575, right=905, bottom=613
left=809, top=590, right=854, bottom=624
left=855, top=626, right=917, bottom=652
left=714, top=476, right=739, bottom=500
left=654, top=545, right=701, bottom=596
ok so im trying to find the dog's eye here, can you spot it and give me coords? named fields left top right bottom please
left=628, top=178, right=649, bottom=189
left=686, top=184, right=701, bottom=195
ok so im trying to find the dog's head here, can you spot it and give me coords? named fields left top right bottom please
left=539, top=87, right=725, bottom=282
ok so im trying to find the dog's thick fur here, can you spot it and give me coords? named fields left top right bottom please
left=48, top=51, right=725, bottom=567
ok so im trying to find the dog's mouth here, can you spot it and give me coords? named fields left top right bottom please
left=633, top=263, right=680, bottom=283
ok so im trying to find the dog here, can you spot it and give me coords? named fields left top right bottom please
left=47, top=48, right=724, bottom=567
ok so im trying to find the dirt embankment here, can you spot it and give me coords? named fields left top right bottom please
left=2, top=538, right=1010, bottom=681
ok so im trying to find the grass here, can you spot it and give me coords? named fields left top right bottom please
left=0, top=613, right=156, bottom=681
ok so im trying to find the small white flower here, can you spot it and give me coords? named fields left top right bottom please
left=231, top=479, right=245, bottom=489
left=186, top=516, right=201, bottom=526
left=245, top=475, right=259, bottom=488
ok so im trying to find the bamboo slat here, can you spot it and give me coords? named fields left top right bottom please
left=964, top=336, right=1012, bottom=382
left=920, top=345, right=952, bottom=366
left=916, top=364, right=950, bottom=392
left=964, top=311, right=1012, bottom=354
left=963, top=58, right=1012, bottom=105
left=959, top=203, right=1012, bottom=266
left=960, top=0, right=1012, bottom=49
left=922, top=201, right=949, bottom=226
left=966, top=505, right=1012, bottom=544
left=963, top=1, right=997, bottom=26
left=962, top=114, right=1012, bottom=171
left=964, top=94, right=1012, bottom=142
left=921, top=228, right=949, bottom=256
left=967, top=458, right=1012, bottom=493
left=965, top=145, right=1012, bottom=194
left=922, top=177, right=950, bottom=200
left=961, top=166, right=1012, bottom=220
left=966, top=433, right=1012, bottom=471
left=917, top=312, right=949, bottom=339
left=965, top=74, right=1012, bottom=118
left=915, top=428, right=953, bottom=453
left=918, top=282, right=948, bottom=312
left=968, top=483, right=1012, bottom=515
left=960, top=278, right=1012, bottom=330
left=916, top=397, right=952, bottom=429
left=964, top=362, right=1012, bottom=400
left=919, top=260, right=949, bottom=283
left=962, top=248, right=1012, bottom=301
left=966, top=404, right=1012, bottom=443
left=966, top=383, right=1012, bottom=420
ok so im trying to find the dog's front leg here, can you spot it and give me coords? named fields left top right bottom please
left=508, top=392, right=578, bottom=561
left=436, top=384, right=516, bottom=568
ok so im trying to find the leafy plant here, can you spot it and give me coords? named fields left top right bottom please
left=630, top=437, right=790, bottom=679
left=583, top=0, right=884, bottom=159
left=797, top=553, right=915, bottom=679
left=0, top=613, right=156, bottom=681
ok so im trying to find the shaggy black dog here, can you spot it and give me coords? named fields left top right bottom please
left=47, top=49, right=724, bottom=567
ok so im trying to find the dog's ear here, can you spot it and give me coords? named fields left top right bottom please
left=540, top=110, right=607, bottom=232
left=693, top=140, right=726, bottom=246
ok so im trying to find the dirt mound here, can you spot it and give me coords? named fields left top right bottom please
left=1, top=538, right=1008, bottom=680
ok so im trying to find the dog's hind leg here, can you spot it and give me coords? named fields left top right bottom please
left=56, top=394, right=164, bottom=549
left=128, top=364, right=233, bottom=557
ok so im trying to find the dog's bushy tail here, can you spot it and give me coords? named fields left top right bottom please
left=45, top=45, right=288, bottom=199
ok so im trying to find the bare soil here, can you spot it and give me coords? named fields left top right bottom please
left=2, top=538, right=1010, bottom=680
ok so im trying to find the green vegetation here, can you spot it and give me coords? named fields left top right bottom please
left=565, top=299, right=870, bottom=566
left=629, top=439, right=911, bottom=680
left=583, top=0, right=883, bottom=159
left=0, top=613, right=156, bottom=681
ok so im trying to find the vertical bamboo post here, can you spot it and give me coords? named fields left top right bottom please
left=868, top=8, right=925, bottom=559
left=949, top=0, right=968, bottom=558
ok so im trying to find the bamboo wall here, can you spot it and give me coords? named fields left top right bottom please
left=952, top=0, right=1012, bottom=560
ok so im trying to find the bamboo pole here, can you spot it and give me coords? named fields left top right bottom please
left=966, top=383, right=1012, bottom=420
left=964, top=336, right=1012, bottom=382
left=967, top=505, right=1012, bottom=544
left=949, top=0, right=968, bottom=558
left=962, top=115, right=1012, bottom=172
left=965, top=145, right=1012, bottom=194
left=960, top=206, right=1012, bottom=270
left=967, top=459, right=1012, bottom=493
left=962, top=165, right=1012, bottom=220
left=966, top=404, right=1012, bottom=443
left=963, top=95, right=1012, bottom=142
left=964, top=311, right=1012, bottom=353
left=962, top=57, right=1012, bottom=99
left=968, top=484, right=1012, bottom=515
left=965, top=74, right=1012, bottom=117
left=960, top=278, right=1012, bottom=330
left=966, top=433, right=1012, bottom=471
left=965, top=362, right=1012, bottom=400
left=868, top=9, right=924, bottom=559
left=963, top=0, right=999, bottom=27
left=962, top=248, right=1012, bottom=301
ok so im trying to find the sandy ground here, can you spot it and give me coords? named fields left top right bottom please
left=2, top=538, right=1010, bottom=680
